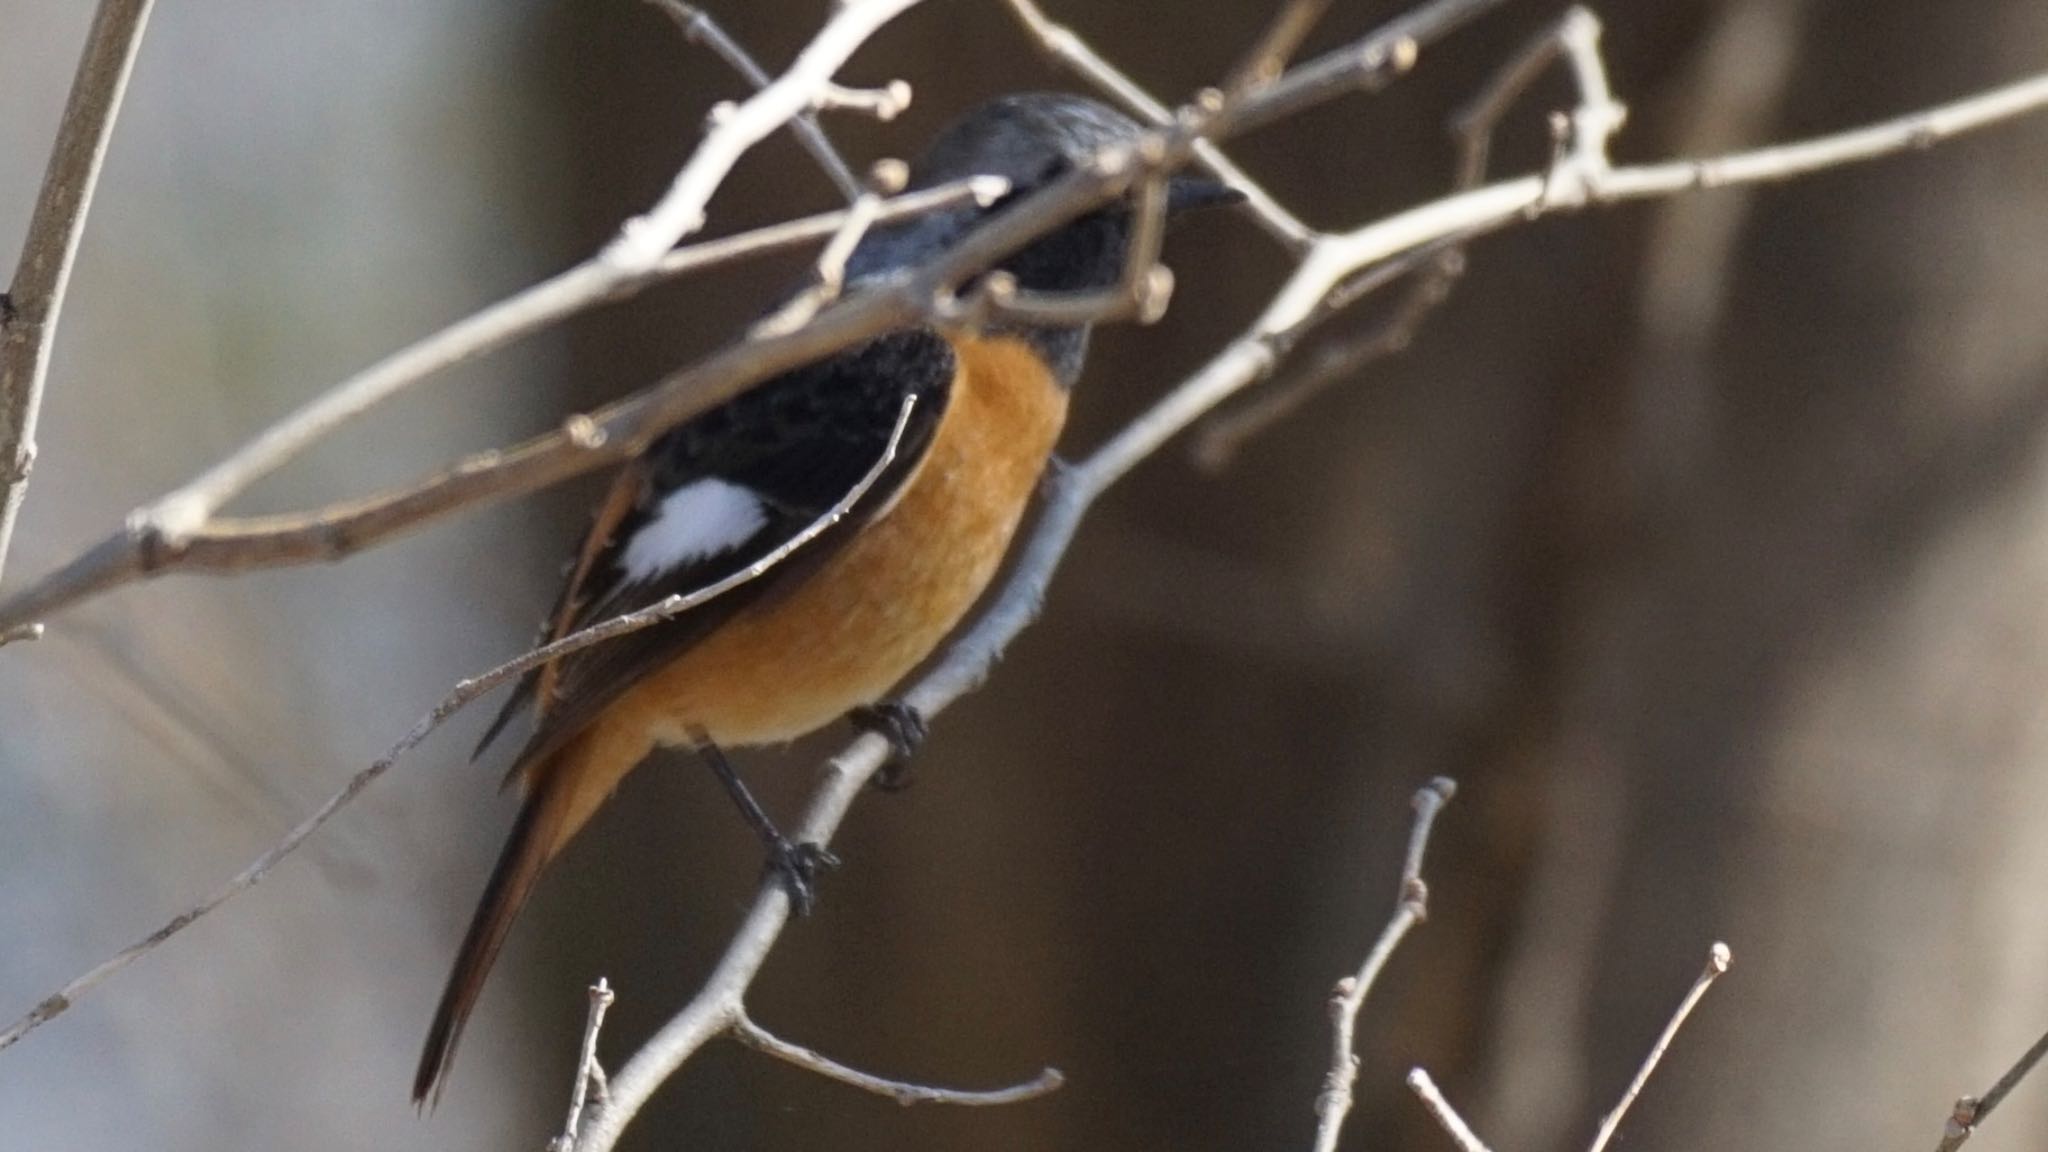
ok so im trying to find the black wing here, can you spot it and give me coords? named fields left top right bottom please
left=477, top=328, right=957, bottom=778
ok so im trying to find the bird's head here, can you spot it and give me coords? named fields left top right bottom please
left=848, top=92, right=1240, bottom=309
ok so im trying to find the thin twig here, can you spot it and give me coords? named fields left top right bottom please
left=167, top=177, right=991, bottom=533
left=1224, top=0, right=1336, bottom=95
left=646, top=0, right=867, bottom=203
left=1000, top=0, right=1321, bottom=252
left=1191, top=236, right=1462, bottom=469
left=605, top=0, right=931, bottom=271
left=0, top=0, right=156, bottom=586
left=1932, top=1027, right=2048, bottom=1150
left=1311, top=777, right=1457, bottom=1152
left=946, top=151, right=1175, bottom=328
left=816, top=80, right=915, bottom=121
left=1195, top=4, right=1617, bottom=466
left=0, top=395, right=920, bottom=1054
left=1585, top=942, right=1732, bottom=1152
left=550, top=979, right=618, bottom=1152
left=1407, top=1068, right=1496, bottom=1152
left=730, top=1013, right=1064, bottom=1107
left=751, top=178, right=892, bottom=339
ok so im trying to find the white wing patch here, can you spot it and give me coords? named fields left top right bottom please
left=619, top=478, right=769, bottom=581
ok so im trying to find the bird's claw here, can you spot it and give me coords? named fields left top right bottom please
left=766, top=838, right=841, bottom=915
left=849, top=700, right=928, bottom=791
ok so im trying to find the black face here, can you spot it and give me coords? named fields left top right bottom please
left=845, top=93, right=1237, bottom=299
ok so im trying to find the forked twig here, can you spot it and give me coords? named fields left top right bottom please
left=1195, top=5, right=1620, bottom=466
left=1311, top=777, right=1457, bottom=1152
left=646, top=0, right=882, bottom=203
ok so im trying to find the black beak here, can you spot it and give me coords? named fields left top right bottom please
left=1166, top=173, right=1246, bottom=218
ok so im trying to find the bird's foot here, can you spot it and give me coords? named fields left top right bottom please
left=766, top=838, right=841, bottom=916
left=848, top=701, right=928, bottom=791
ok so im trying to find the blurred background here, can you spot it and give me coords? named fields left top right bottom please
left=5, top=1, right=2048, bottom=1149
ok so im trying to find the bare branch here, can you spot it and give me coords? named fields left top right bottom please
left=550, top=979, right=618, bottom=1152
left=1000, top=0, right=1320, bottom=251
left=1933, top=1025, right=2048, bottom=1151
left=0, top=2, right=1457, bottom=634
left=1223, top=0, right=1336, bottom=95
left=1311, top=777, right=1457, bottom=1152
left=605, top=0, right=930, bottom=272
left=646, top=0, right=868, bottom=202
left=1586, top=942, right=1731, bottom=1152
left=0, top=0, right=156, bottom=585
left=946, top=151, right=1176, bottom=329
left=1194, top=4, right=1616, bottom=466
left=752, top=159, right=910, bottom=339
left=731, top=1013, right=1064, bottom=1107
left=1407, top=1068, right=1496, bottom=1152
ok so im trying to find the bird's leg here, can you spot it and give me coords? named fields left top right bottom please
left=847, top=700, right=928, bottom=791
left=690, top=731, right=838, bottom=914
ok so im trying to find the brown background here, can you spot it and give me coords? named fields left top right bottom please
left=4, top=1, right=2048, bottom=1150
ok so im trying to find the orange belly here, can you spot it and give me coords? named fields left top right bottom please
left=595, top=334, right=1067, bottom=753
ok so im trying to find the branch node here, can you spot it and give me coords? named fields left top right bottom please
left=868, top=158, right=911, bottom=195
left=966, top=175, right=1012, bottom=207
left=819, top=79, right=914, bottom=121
left=563, top=414, right=607, bottom=451
left=4, top=441, right=35, bottom=485
left=0, top=621, right=45, bottom=648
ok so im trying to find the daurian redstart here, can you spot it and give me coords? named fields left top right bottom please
left=415, top=92, right=1238, bottom=1104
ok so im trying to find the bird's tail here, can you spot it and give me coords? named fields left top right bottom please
left=413, top=717, right=651, bottom=1107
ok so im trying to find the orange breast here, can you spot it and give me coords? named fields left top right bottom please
left=598, top=334, right=1069, bottom=750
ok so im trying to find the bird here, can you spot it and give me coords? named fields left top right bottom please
left=413, top=91, right=1240, bottom=1105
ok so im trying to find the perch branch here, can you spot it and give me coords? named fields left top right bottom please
left=9, top=6, right=2048, bottom=1148
left=0, top=0, right=156, bottom=587
left=1311, top=777, right=1457, bottom=1152
left=1586, top=942, right=1731, bottom=1152
left=1933, top=1025, right=2048, bottom=1151
left=731, top=1013, right=1065, bottom=1106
